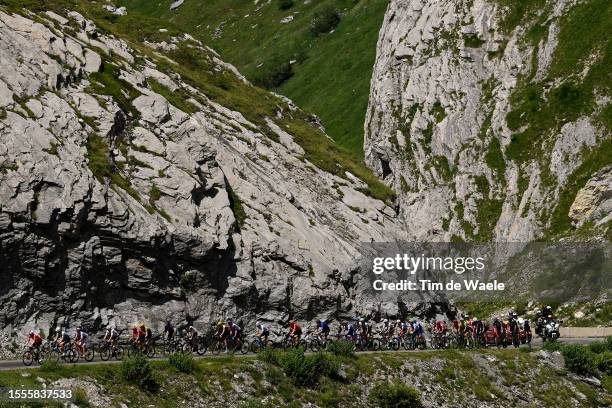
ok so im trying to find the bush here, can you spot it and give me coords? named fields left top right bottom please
left=589, top=341, right=608, bottom=354
left=168, top=352, right=194, bottom=373
left=368, top=381, right=423, bottom=408
left=542, top=341, right=563, bottom=352
left=252, top=59, right=294, bottom=89
left=279, top=349, right=316, bottom=386
left=277, top=349, right=339, bottom=386
left=121, top=355, right=157, bottom=391
left=310, top=6, right=340, bottom=36
left=561, top=345, right=598, bottom=376
left=278, top=0, right=294, bottom=10
left=257, top=348, right=280, bottom=365
left=327, top=340, right=355, bottom=358
left=595, top=352, right=612, bottom=376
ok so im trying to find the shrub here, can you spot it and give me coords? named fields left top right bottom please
left=279, top=349, right=316, bottom=386
left=561, top=344, right=598, bottom=376
left=542, top=341, right=563, bottom=352
left=258, top=348, right=280, bottom=365
left=121, top=355, right=157, bottom=391
left=278, top=0, right=294, bottom=10
left=168, top=352, right=194, bottom=373
left=368, top=381, right=423, bottom=408
left=595, top=352, right=612, bottom=376
left=252, top=59, right=294, bottom=89
left=327, top=340, right=355, bottom=358
left=73, top=388, right=90, bottom=408
left=589, top=341, right=608, bottom=354
left=277, top=349, right=339, bottom=386
left=310, top=6, right=340, bottom=36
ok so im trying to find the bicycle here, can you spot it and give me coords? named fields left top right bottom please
left=99, top=340, right=124, bottom=361
left=22, top=346, right=44, bottom=366
left=249, top=336, right=273, bottom=353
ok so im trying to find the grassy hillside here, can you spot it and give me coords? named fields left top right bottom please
left=118, top=0, right=389, bottom=157
left=1, top=347, right=610, bottom=407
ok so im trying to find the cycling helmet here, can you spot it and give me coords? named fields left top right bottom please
left=360, top=318, right=365, bottom=322
left=396, top=319, right=401, bottom=324
left=383, top=319, right=388, bottom=323
left=29, top=331, right=34, bottom=336
left=288, top=320, right=295, bottom=324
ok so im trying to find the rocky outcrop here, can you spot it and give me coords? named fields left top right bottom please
left=365, top=0, right=610, bottom=242
left=0, top=8, right=417, bottom=337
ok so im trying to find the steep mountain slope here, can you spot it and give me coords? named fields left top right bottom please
left=365, top=0, right=611, bottom=242
left=0, top=1, right=408, bottom=336
left=120, top=0, right=389, bottom=157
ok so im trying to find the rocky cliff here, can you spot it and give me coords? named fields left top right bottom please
left=0, top=5, right=414, bottom=337
left=365, top=0, right=611, bottom=242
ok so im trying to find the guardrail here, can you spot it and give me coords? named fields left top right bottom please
left=560, top=327, right=612, bottom=338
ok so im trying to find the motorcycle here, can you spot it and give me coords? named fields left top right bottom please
left=542, top=320, right=561, bottom=342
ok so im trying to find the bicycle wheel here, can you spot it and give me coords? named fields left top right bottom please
left=146, top=345, right=156, bottom=358
left=114, top=346, right=124, bottom=361
left=250, top=340, right=262, bottom=354
left=196, top=339, right=207, bottom=356
left=84, top=348, right=94, bottom=362
left=240, top=341, right=249, bottom=355
left=309, top=340, right=319, bottom=353
left=22, top=350, right=33, bottom=366
left=100, top=346, right=110, bottom=361
left=390, top=338, right=400, bottom=351
left=69, top=349, right=79, bottom=363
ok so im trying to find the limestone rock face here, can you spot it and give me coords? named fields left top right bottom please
left=365, top=0, right=610, bottom=242
left=0, top=9, right=412, bottom=336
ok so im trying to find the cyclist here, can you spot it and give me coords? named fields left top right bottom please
left=343, top=321, right=357, bottom=341
left=398, top=319, right=409, bottom=338
left=145, top=326, right=153, bottom=347
left=412, top=318, right=424, bottom=344
left=315, top=319, right=330, bottom=340
left=163, top=321, right=175, bottom=341
left=74, top=327, right=89, bottom=357
left=255, top=321, right=270, bottom=342
left=130, top=325, right=138, bottom=343
left=58, top=328, right=71, bottom=353
left=26, top=330, right=43, bottom=353
left=136, top=324, right=146, bottom=350
left=187, top=325, right=200, bottom=350
left=103, top=326, right=113, bottom=344
left=380, top=319, right=392, bottom=338
left=288, top=320, right=302, bottom=346
left=357, top=318, right=368, bottom=341
left=229, top=319, right=242, bottom=343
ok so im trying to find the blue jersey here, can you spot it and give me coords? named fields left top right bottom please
left=319, top=322, right=329, bottom=332
left=347, top=324, right=356, bottom=336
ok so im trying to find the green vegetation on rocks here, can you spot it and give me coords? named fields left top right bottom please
left=116, top=0, right=389, bottom=157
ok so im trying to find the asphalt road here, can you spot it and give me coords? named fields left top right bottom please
left=0, top=337, right=602, bottom=371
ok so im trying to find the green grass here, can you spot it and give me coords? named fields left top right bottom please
left=148, top=79, right=199, bottom=114
left=0, top=1, right=395, bottom=205
left=118, top=0, right=389, bottom=157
